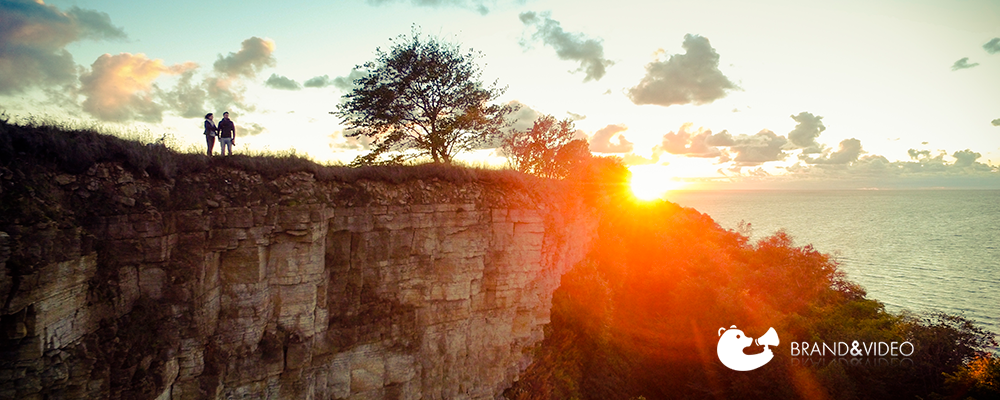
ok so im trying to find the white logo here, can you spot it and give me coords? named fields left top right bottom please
left=717, top=325, right=780, bottom=371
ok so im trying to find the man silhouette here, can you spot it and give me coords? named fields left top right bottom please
left=218, top=111, right=237, bottom=156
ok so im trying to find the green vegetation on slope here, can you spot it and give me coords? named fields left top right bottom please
left=506, top=167, right=1000, bottom=400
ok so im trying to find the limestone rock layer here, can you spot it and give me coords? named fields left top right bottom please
left=0, top=165, right=595, bottom=400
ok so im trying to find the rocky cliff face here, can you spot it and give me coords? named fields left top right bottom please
left=0, top=163, right=596, bottom=399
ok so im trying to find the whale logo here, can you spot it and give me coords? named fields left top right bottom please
left=717, top=325, right=779, bottom=371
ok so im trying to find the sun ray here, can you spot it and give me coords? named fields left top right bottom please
left=629, top=165, right=686, bottom=200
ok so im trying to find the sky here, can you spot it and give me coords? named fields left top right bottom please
left=2, top=0, right=999, bottom=190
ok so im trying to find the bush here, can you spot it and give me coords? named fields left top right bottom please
left=507, top=196, right=998, bottom=400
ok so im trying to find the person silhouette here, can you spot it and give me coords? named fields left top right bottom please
left=203, top=113, right=217, bottom=156
left=218, top=111, right=236, bottom=156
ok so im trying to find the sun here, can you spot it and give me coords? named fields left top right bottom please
left=629, top=165, right=686, bottom=200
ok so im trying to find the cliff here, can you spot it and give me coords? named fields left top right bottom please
left=0, top=159, right=597, bottom=399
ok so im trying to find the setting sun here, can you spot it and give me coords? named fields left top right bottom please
left=629, top=165, right=685, bottom=200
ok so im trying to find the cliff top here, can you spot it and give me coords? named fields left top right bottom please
left=0, top=118, right=601, bottom=229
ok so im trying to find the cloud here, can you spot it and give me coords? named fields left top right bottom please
left=952, top=149, right=986, bottom=168
left=729, top=129, right=788, bottom=166
left=786, top=147, right=996, bottom=183
left=202, top=37, right=276, bottom=112
left=304, top=75, right=333, bottom=88
left=803, top=138, right=863, bottom=164
left=265, top=73, right=301, bottom=90
left=951, top=57, right=979, bottom=71
left=66, top=36, right=278, bottom=121
left=786, top=112, right=826, bottom=153
left=161, top=70, right=209, bottom=119
left=330, top=130, right=373, bottom=151
left=332, top=69, right=367, bottom=91
left=620, top=153, right=656, bottom=165
left=589, top=124, right=633, bottom=153
left=0, top=0, right=126, bottom=94
left=519, top=11, right=614, bottom=82
left=653, top=123, right=722, bottom=158
left=908, top=149, right=932, bottom=160
left=881, top=148, right=993, bottom=174
left=505, top=100, right=543, bottom=133
left=237, top=121, right=266, bottom=136
left=984, top=38, right=1000, bottom=55
left=705, top=130, right=736, bottom=146
left=213, top=37, right=276, bottom=78
left=490, top=101, right=586, bottom=149
left=79, top=53, right=195, bottom=122
left=66, top=6, right=128, bottom=41
left=627, top=34, right=736, bottom=107
left=365, top=0, right=497, bottom=15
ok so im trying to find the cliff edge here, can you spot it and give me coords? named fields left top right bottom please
left=0, top=133, right=597, bottom=399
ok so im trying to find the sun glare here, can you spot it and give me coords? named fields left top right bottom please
left=629, top=165, right=685, bottom=200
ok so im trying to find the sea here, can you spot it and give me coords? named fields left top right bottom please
left=667, top=189, right=1000, bottom=336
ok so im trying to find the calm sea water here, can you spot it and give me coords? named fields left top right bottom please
left=667, top=190, right=1000, bottom=335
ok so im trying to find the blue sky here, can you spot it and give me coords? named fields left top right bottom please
left=2, top=0, right=999, bottom=189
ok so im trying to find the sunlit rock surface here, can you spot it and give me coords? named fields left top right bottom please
left=0, top=164, right=595, bottom=399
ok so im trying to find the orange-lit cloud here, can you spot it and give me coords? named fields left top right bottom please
left=654, top=123, right=723, bottom=159
left=79, top=53, right=195, bottom=122
left=0, top=0, right=125, bottom=93
left=628, top=34, right=737, bottom=107
left=589, top=124, right=633, bottom=153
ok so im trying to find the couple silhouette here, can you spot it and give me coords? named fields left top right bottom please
left=203, top=111, right=236, bottom=156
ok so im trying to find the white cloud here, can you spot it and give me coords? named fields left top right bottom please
left=628, top=34, right=737, bottom=107
left=786, top=112, right=826, bottom=153
left=519, top=11, right=614, bottom=82
left=265, top=74, right=302, bottom=90
left=951, top=57, right=979, bottom=71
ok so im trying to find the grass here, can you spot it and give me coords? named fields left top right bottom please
left=0, top=114, right=534, bottom=187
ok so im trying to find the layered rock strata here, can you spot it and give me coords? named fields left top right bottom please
left=0, top=164, right=595, bottom=399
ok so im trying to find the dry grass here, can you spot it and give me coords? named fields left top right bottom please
left=0, top=115, right=534, bottom=187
